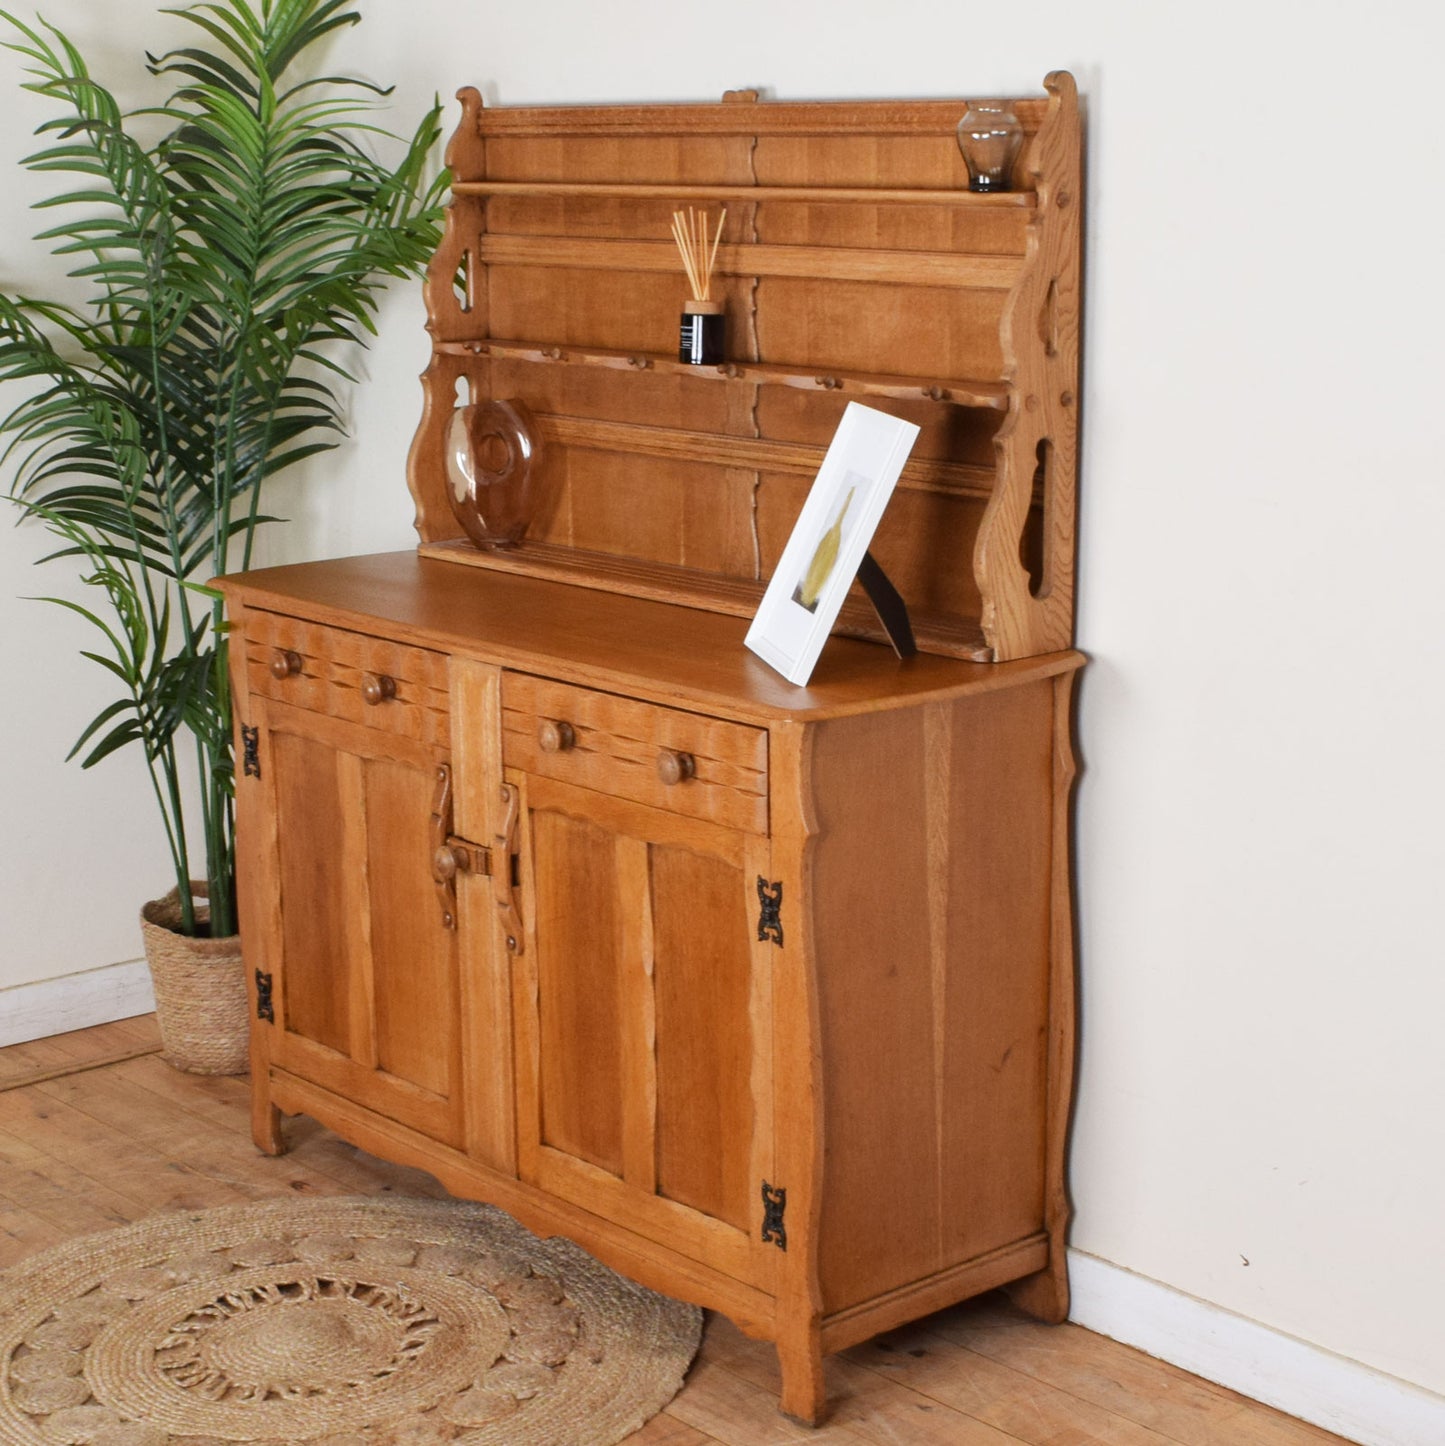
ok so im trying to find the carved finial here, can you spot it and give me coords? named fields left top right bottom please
left=1025, top=71, right=1078, bottom=191
left=445, top=87, right=487, bottom=179
left=1042, top=70, right=1077, bottom=109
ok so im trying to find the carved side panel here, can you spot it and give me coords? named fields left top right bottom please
left=975, top=71, right=1082, bottom=659
left=407, top=88, right=489, bottom=541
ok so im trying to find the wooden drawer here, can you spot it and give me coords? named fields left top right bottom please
left=244, top=612, right=449, bottom=747
left=502, top=674, right=768, bottom=834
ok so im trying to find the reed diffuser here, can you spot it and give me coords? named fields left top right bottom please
left=672, top=206, right=726, bottom=364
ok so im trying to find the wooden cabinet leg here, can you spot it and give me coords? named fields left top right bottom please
left=1005, top=1251, right=1070, bottom=1324
left=776, top=1329, right=827, bottom=1426
left=252, top=1097, right=287, bottom=1157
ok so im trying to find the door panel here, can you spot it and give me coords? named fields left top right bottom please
left=515, top=772, right=774, bottom=1288
left=533, top=808, right=626, bottom=1175
left=271, top=730, right=351, bottom=1057
left=259, top=699, right=464, bottom=1148
left=653, top=843, right=755, bottom=1233
left=366, top=755, right=458, bottom=1098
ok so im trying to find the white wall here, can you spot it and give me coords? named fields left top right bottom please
left=2, top=0, right=1441, bottom=1429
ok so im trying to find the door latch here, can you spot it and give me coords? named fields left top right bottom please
left=430, top=763, right=492, bottom=930
left=493, top=783, right=524, bottom=955
left=428, top=765, right=523, bottom=954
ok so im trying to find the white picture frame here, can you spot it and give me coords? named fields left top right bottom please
left=745, top=402, right=920, bottom=686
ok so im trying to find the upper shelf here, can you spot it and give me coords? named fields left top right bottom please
left=434, top=339, right=1010, bottom=412
left=452, top=180, right=1036, bottom=209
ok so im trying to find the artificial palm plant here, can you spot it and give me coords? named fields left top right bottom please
left=0, top=0, right=444, bottom=937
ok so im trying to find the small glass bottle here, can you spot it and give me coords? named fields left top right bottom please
left=956, top=102, right=1023, bottom=193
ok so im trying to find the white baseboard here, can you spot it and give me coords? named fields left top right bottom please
left=0, top=959, right=156, bottom=1048
left=1069, top=1250, right=1445, bottom=1446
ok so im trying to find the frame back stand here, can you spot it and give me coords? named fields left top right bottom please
left=856, top=551, right=916, bottom=660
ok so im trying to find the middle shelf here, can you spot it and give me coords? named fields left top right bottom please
left=433, top=338, right=1011, bottom=412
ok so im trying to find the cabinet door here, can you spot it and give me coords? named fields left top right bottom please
left=252, top=696, right=465, bottom=1148
left=512, top=773, right=775, bottom=1288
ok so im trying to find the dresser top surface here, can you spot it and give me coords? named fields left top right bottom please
left=220, top=552, right=1079, bottom=723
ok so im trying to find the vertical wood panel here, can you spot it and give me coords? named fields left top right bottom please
left=809, top=680, right=1057, bottom=1315
left=939, top=681, right=1053, bottom=1262
left=765, top=720, right=826, bottom=1423
left=1007, top=666, right=1081, bottom=1322
left=450, top=659, right=517, bottom=1175
left=231, top=613, right=284, bottom=1154
left=338, top=751, right=376, bottom=1070
left=365, top=756, right=457, bottom=1100
left=533, top=809, right=625, bottom=1177
left=810, top=709, right=943, bottom=1309
left=620, top=836, right=658, bottom=1195
left=743, top=831, right=776, bottom=1252
left=652, top=844, right=755, bottom=1233
left=270, top=731, right=350, bottom=1058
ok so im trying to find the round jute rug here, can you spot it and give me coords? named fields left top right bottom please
left=0, top=1196, right=702, bottom=1446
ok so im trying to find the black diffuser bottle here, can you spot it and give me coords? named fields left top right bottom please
left=679, top=299, right=724, bottom=365
left=672, top=206, right=727, bottom=365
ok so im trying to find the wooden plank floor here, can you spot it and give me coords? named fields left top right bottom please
left=0, top=1017, right=1354, bottom=1446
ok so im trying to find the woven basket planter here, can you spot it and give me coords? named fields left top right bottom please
left=139, top=882, right=249, bottom=1075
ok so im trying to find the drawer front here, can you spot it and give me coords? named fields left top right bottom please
left=245, top=612, right=449, bottom=746
left=502, top=674, right=768, bottom=834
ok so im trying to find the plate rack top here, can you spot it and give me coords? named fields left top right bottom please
left=407, top=74, right=1081, bottom=664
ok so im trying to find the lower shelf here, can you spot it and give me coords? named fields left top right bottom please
left=417, top=538, right=994, bottom=663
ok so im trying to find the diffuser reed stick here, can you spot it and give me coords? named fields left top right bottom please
left=671, top=206, right=726, bottom=302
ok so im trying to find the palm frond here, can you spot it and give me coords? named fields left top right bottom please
left=1, top=0, right=442, bottom=933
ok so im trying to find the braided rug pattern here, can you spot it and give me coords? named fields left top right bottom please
left=0, top=1197, right=701, bottom=1445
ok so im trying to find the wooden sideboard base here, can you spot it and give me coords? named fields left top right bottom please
left=224, top=561, right=1083, bottom=1424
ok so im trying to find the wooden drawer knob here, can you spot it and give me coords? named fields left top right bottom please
left=361, top=673, right=397, bottom=705
left=656, top=749, right=696, bottom=786
left=269, top=649, right=302, bottom=680
left=537, top=718, right=576, bottom=753
left=433, top=844, right=461, bottom=882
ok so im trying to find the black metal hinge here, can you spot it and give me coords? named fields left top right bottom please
left=241, top=725, right=261, bottom=779
left=761, top=1181, right=787, bottom=1250
left=254, top=970, right=274, bottom=1023
left=756, top=877, right=783, bottom=946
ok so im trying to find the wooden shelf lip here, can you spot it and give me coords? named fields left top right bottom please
left=455, top=180, right=1035, bottom=209
left=471, top=95, right=1049, bottom=138
left=418, top=538, right=994, bottom=663
left=435, top=339, right=1010, bottom=412
left=474, top=234, right=1021, bottom=291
